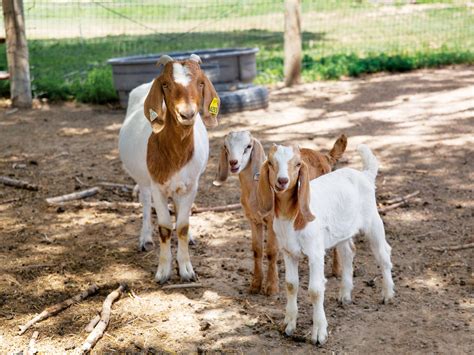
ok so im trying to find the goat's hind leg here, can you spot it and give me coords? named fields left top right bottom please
left=366, top=215, right=395, bottom=303
left=264, top=221, right=279, bottom=296
left=308, top=253, right=328, bottom=345
left=336, top=239, right=355, bottom=304
left=138, top=186, right=154, bottom=252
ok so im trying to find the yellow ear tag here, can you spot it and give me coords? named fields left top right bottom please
left=209, top=97, right=219, bottom=115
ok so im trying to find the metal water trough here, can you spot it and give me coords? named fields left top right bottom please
left=108, top=48, right=268, bottom=113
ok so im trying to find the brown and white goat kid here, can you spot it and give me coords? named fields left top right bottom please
left=257, top=144, right=394, bottom=345
left=214, top=131, right=347, bottom=295
left=119, top=54, right=220, bottom=283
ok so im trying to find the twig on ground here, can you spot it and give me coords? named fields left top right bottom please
left=432, top=243, right=474, bottom=252
left=97, top=182, right=135, bottom=190
left=84, top=314, right=101, bottom=333
left=80, top=283, right=128, bottom=354
left=383, top=191, right=420, bottom=205
left=0, top=176, right=38, bottom=191
left=161, top=283, right=203, bottom=290
left=0, top=196, right=22, bottom=205
left=18, top=284, right=99, bottom=335
left=192, top=203, right=241, bottom=214
left=51, top=200, right=242, bottom=215
left=74, top=176, right=89, bottom=186
left=27, top=331, right=39, bottom=355
left=46, top=187, right=100, bottom=205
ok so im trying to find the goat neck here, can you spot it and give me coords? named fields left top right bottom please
left=147, top=110, right=195, bottom=185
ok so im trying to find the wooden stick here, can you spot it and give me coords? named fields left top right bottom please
left=379, top=200, right=411, bottom=213
left=161, top=283, right=203, bottom=290
left=432, top=243, right=474, bottom=252
left=80, top=283, right=127, bottom=354
left=74, top=176, right=88, bottom=186
left=45, top=187, right=100, bottom=205
left=84, top=314, right=100, bottom=333
left=27, top=331, right=39, bottom=355
left=0, top=176, right=38, bottom=191
left=51, top=200, right=242, bottom=215
left=383, top=191, right=420, bottom=206
left=192, top=203, right=241, bottom=214
left=18, top=284, right=99, bottom=335
left=97, top=182, right=135, bottom=190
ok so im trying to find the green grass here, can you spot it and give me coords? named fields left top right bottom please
left=0, top=1, right=472, bottom=103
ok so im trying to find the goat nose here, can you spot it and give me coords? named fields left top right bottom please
left=179, top=109, right=195, bottom=120
left=277, top=177, right=289, bottom=185
left=229, top=160, right=238, bottom=167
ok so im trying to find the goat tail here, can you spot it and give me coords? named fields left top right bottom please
left=357, top=144, right=379, bottom=183
left=327, top=133, right=348, bottom=166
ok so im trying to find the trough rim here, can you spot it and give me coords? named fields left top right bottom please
left=107, top=47, right=259, bottom=65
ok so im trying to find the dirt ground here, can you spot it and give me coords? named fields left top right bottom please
left=0, top=67, right=472, bottom=354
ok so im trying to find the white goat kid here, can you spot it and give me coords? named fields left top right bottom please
left=119, top=54, right=220, bottom=283
left=257, top=144, right=395, bottom=345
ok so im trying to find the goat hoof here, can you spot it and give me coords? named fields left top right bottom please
left=249, top=281, right=262, bottom=294
left=139, top=241, right=155, bottom=252
left=264, top=284, right=279, bottom=296
left=338, top=295, right=352, bottom=306
left=284, top=324, right=295, bottom=337
left=188, top=238, right=196, bottom=246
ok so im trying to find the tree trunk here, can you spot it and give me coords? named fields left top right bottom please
left=284, top=0, right=302, bottom=86
left=2, top=0, right=32, bottom=108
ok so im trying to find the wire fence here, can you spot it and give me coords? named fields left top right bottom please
left=0, top=0, right=472, bottom=101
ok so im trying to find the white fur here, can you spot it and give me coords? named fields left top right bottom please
left=274, top=145, right=294, bottom=181
left=224, top=131, right=253, bottom=174
left=118, top=81, right=209, bottom=282
left=272, top=144, right=395, bottom=345
left=173, top=63, right=191, bottom=87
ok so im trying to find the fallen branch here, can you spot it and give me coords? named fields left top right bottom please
left=161, top=283, right=203, bottom=290
left=383, top=191, right=420, bottom=205
left=0, top=176, right=38, bottom=191
left=80, top=283, right=127, bottom=354
left=0, top=196, right=22, bottom=205
left=27, top=331, right=39, bottom=355
left=51, top=200, right=242, bottom=215
left=84, top=314, right=100, bottom=333
left=192, top=203, right=241, bottom=214
left=432, top=243, right=474, bottom=252
left=46, top=187, right=100, bottom=205
left=18, top=284, right=99, bottom=335
left=97, top=182, right=135, bottom=190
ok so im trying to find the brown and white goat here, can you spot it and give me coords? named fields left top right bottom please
left=214, top=131, right=347, bottom=295
left=257, top=144, right=394, bottom=344
left=119, top=54, right=220, bottom=283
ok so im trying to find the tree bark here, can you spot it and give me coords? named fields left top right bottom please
left=2, top=0, right=32, bottom=108
left=284, top=0, right=302, bottom=86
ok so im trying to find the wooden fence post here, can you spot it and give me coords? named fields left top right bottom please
left=2, top=0, right=32, bottom=108
left=284, top=0, right=302, bottom=86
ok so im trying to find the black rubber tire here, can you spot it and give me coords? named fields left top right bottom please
left=218, top=85, right=269, bottom=114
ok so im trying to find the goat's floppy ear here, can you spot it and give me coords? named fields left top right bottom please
left=250, top=138, right=265, bottom=175
left=201, top=75, right=220, bottom=128
left=144, top=79, right=166, bottom=134
left=327, top=134, right=347, bottom=166
left=294, top=162, right=315, bottom=230
left=257, top=161, right=274, bottom=217
left=213, top=145, right=228, bottom=186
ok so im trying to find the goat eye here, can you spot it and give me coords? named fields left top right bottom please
left=162, top=83, right=168, bottom=89
left=296, top=162, right=301, bottom=167
left=199, top=82, right=204, bottom=88
left=268, top=161, right=273, bottom=167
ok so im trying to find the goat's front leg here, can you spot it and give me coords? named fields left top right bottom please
left=283, top=252, right=299, bottom=336
left=174, top=188, right=198, bottom=282
left=249, top=222, right=264, bottom=294
left=308, top=253, right=328, bottom=345
left=264, top=220, right=279, bottom=296
left=151, top=185, right=173, bottom=284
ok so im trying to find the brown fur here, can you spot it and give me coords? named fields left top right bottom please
left=144, top=59, right=220, bottom=184
left=158, top=226, right=172, bottom=243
